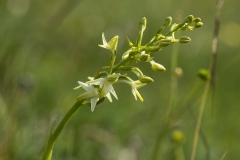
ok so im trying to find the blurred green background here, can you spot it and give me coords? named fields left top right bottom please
left=0, top=0, right=240, bottom=159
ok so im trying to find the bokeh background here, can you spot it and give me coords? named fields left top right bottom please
left=0, top=0, right=240, bottom=159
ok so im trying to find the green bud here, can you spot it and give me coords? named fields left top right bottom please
left=159, top=38, right=172, bottom=46
left=174, top=67, right=183, bottom=77
left=159, top=41, right=171, bottom=47
left=160, top=39, right=172, bottom=43
left=197, top=69, right=211, bottom=81
left=144, top=46, right=160, bottom=52
left=119, top=66, right=134, bottom=71
left=178, top=36, right=191, bottom=43
left=171, top=130, right=184, bottom=144
left=138, top=17, right=147, bottom=32
left=193, top=17, right=201, bottom=23
left=150, top=61, right=166, bottom=71
left=138, top=53, right=150, bottom=62
left=138, top=75, right=154, bottom=83
left=171, top=23, right=184, bottom=31
left=194, top=22, right=203, bottom=28
left=163, top=16, right=172, bottom=27
left=184, top=15, right=194, bottom=23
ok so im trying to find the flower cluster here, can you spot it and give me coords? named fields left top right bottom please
left=75, top=15, right=203, bottom=111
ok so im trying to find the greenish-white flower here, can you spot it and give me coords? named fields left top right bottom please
left=118, top=80, right=146, bottom=102
left=75, top=81, right=99, bottom=112
left=98, top=33, right=119, bottom=51
left=87, top=73, right=120, bottom=102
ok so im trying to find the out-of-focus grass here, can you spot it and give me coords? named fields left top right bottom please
left=0, top=0, right=240, bottom=159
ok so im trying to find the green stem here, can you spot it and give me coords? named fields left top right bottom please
left=190, top=81, right=210, bottom=160
left=41, top=100, right=84, bottom=160
left=174, top=145, right=185, bottom=160
left=109, top=50, right=117, bottom=74
left=190, top=0, right=224, bottom=159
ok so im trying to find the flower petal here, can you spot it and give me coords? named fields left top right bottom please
left=76, top=91, right=98, bottom=101
left=98, top=44, right=108, bottom=50
left=91, top=97, right=99, bottom=112
left=132, top=88, right=143, bottom=102
left=87, top=78, right=106, bottom=86
left=78, top=81, right=95, bottom=92
left=132, top=80, right=146, bottom=89
left=107, top=35, right=119, bottom=51
left=105, top=92, right=113, bottom=102
left=131, top=88, right=137, bottom=100
left=102, top=32, right=108, bottom=46
left=107, top=84, right=118, bottom=100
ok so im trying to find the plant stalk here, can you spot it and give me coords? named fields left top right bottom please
left=41, top=100, right=84, bottom=160
left=190, top=0, right=224, bottom=159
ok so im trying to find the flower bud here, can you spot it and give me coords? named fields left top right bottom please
left=160, top=39, right=172, bottom=43
left=139, top=53, right=150, bottom=62
left=197, top=69, right=210, bottom=81
left=138, top=75, right=154, bottom=83
left=144, top=46, right=160, bottom=52
left=163, top=16, right=172, bottom=27
left=194, top=22, right=203, bottom=28
left=171, top=130, right=184, bottom=144
left=159, top=41, right=171, bottom=47
left=150, top=61, right=166, bottom=71
left=184, top=15, right=194, bottom=23
left=138, top=17, right=147, bottom=32
left=178, top=36, right=191, bottom=43
left=171, top=23, right=184, bottom=31
left=174, top=67, right=183, bottom=77
left=193, top=17, right=201, bottom=23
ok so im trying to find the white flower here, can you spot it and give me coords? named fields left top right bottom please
left=98, top=33, right=119, bottom=51
left=75, top=81, right=99, bottom=112
left=86, top=73, right=120, bottom=102
left=118, top=80, right=146, bottom=102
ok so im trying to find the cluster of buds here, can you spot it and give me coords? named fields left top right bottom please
left=75, top=15, right=203, bottom=111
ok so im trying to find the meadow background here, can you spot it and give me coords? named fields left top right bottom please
left=0, top=0, right=240, bottom=159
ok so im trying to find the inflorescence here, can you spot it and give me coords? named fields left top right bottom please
left=74, top=15, right=203, bottom=111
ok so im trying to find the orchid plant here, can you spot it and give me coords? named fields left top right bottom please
left=41, top=15, right=203, bottom=160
